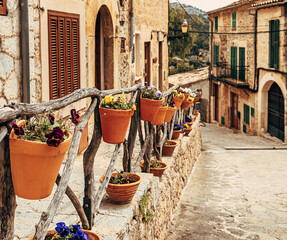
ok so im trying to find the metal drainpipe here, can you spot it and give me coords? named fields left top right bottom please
left=20, top=0, right=30, bottom=103
left=208, top=17, right=213, bottom=123
left=130, top=0, right=134, bottom=49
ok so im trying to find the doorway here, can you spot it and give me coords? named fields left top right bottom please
left=144, top=42, right=151, bottom=86
left=231, top=92, right=239, bottom=129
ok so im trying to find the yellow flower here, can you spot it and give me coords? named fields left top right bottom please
left=122, top=92, right=126, bottom=100
left=105, top=94, right=113, bottom=104
left=132, top=105, right=136, bottom=110
left=173, top=90, right=178, bottom=93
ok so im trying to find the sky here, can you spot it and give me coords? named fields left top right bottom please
left=169, top=0, right=237, bottom=12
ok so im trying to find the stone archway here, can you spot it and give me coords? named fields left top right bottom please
left=95, top=5, right=114, bottom=90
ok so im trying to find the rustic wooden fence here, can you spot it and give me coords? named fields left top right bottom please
left=0, top=83, right=197, bottom=240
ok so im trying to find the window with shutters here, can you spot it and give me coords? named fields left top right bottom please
left=269, top=19, right=279, bottom=69
left=214, top=45, right=219, bottom=66
left=244, top=104, right=250, bottom=125
left=0, top=0, right=7, bottom=16
left=215, top=16, right=218, bottom=31
left=48, top=11, right=80, bottom=100
left=232, top=12, right=236, bottom=29
left=231, top=46, right=237, bottom=79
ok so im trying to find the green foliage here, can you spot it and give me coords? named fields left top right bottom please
left=139, top=193, right=154, bottom=223
left=109, top=171, right=137, bottom=184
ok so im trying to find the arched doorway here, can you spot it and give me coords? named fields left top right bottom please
left=268, top=82, right=284, bottom=141
left=95, top=6, right=114, bottom=90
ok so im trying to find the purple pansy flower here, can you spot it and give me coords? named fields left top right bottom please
left=55, top=222, right=70, bottom=237
left=71, top=109, right=80, bottom=125
left=140, top=85, right=145, bottom=89
left=71, top=225, right=81, bottom=234
left=45, top=127, right=64, bottom=147
left=11, top=122, right=25, bottom=136
left=156, top=91, right=162, bottom=98
left=148, top=86, right=153, bottom=91
left=74, top=229, right=89, bottom=240
left=48, top=114, right=55, bottom=125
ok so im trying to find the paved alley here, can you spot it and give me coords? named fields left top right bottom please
left=166, top=124, right=287, bottom=240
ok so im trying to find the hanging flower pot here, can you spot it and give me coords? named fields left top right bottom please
left=99, top=93, right=136, bottom=144
left=151, top=106, right=168, bottom=125
left=162, top=140, right=178, bottom=156
left=164, top=106, right=177, bottom=122
left=9, top=120, right=72, bottom=200
left=100, top=172, right=141, bottom=203
left=181, top=101, right=193, bottom=110
left=183, top=123, right=192, bottom=136
left=172, top=130, right=182, bottom=139
left=172, top=96, right=184, bottom=110
left=140, top=97, right=163, bottom=122
left=140, top=160, right=168, bottom=177
left=183, top=93, right=190, bottom=103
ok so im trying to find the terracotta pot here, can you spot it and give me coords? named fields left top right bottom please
left=172, top=96, right=184, bottom=110
left=162, top=140, right=178, bottom=156
left=99, top=106, right=134, bottom=144
left=9, top=122, right=72, bottom=200
left=140, top=97, right=163, bottom=122
left=193, top=110, right=200, bottom=116
left=151, top=106, right=168, bottom=125
left=29, top=229, right=101, bottom=240
left=181, top=101, right=193, bottom=110
left=183, top=127, right=192, bottom=135
left=183, top=93, right=190, bottom=103
left=140, top=160, right=168, bottom=177
left=194, top=96, right=200, bottom=103
left=164, top=107, right=177, bottom=123
left=172, top=130, right=182, bottom=139
left=187, top=122, right=193, bottom=127
left=100, top=173, right=141, bottom=203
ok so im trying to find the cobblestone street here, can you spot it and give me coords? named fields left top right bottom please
left=167, top=124, right=287, bottom=240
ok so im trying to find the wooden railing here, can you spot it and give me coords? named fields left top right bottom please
left=0, top=83, right=198, bottom=240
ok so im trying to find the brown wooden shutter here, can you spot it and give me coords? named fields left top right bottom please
left=0, top=0, right=7, bottom=16
left=48, top=11, right=80, bottom=100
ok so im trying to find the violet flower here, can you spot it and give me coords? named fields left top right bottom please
left=55, top=222, right=70, bottom=237
left=74, top=229, right=89, bottom=240
left=71, top=109, right=80, bottom=125
left=11, top=122, right=25, bottom=136
left=45, top=127, right=64, bottom=147
left=156, top=91, right=162, bottom=98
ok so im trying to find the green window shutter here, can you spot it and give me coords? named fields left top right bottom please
left=232, top=12, right=236, bottom=29
left=214, top=45, right=219, bottom=66
left=251, top=107, right=255, bottom=117
left=269, top=20, right=272, bottom=68
left=239, top=47, right=245, bottom=82
left=231, top=47, right=237, bottom=79
left=244, top=104, right=250, bottom=125
left=274, top=19, right=279, bottom=69
left=215, top=16, right=218, bottom=31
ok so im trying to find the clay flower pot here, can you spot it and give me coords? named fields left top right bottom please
left=151, top=106, right=168, bottom=125
left=140, top=97, right=163, bottom=122
left=100, top=173, right=141, bottom=203
left=187, top=122, right=193, bottom=127
left=172, top=130, right=182, bottom=139
left=181, top=100, right=193, bottom=110
left=9, top=127, right=72, bottom=200
left=140, top=160, right=168, bottom=177
left=99, top=106, right=134, bottom=144
left=29, top=229, right=101, bottom=240
left=183, top=93, right=190, bottom=103
left=164, top=107, right=177, bottom=122
left=162, top=140, right=178, bottom=156
left=172, top=96, right=184, bottom=110
left=183, top=127, right=192, bottom=135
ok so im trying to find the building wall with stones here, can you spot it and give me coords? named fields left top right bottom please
left=208, top=0, right=287, bottom=142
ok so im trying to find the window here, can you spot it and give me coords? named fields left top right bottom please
left=215, top=16, right=218, bottom=31
left=244, top=104, right=250, bottom=125
left=232, top=12, right=236, bottom=29
left=0, top=0, right=7, bottom=16
left=239, top=47, right=245, bottom=82
left=251, top=107, right=255, bottom=117
left=48, top=11, right=80, bottom=100
left=121, top=38, right=126, bottom=53
left=269, top=19, right=279, bottom=69
left=214, top=45, right=219, bottom=66
left=231, top=46, right=237, bottom=79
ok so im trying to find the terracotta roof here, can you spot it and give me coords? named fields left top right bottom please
left=206, top=0, right=255, bottom=14
left=252, top=0, right=285, bottom=7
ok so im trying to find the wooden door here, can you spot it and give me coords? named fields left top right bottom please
left=158, top=42, right=163, bottom=91
left=95, top=13, right=101, bottom=90
left=214, top=83, right=219, bottom=122
left=144, top=42, right=151, bottom=86
left=231, top=92, right=239, bottom=129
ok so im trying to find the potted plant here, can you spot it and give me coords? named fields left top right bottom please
left=172, top=123, right=183, bottom=139
left=99, top=92, right=136, bottom=144
left=185, top=116, right=194, bottom=127
left=140, top=85, right=163, bottom=122
left=180, top=87, right=192, bottom=103
left=172, top=90, right=185, bottom=110
left=182, top=96, right=194, bottom=110
left=151, top=101, right=168, bottom=125
left=182, top=123, right=192, bottom=135
left=140, top=159, right=168, bottom=177
left=100, top=171, right=141, bottom=203
left=9, top=112, right=74, bottom=200
left=193, top=89, right=203, bottom=103
left=164, top=101, right=177, bottom=123
left=193, top=106, right=200, bottom=117
left=29, top=222, right=101, bottom=240
left=162, top=140, right=178, bottom=156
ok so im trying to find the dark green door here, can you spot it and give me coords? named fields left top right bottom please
left=231, top=47, right=237, bottom=79
left=239, top=47, right=245, bottom=82
left=268, top=83, right=284, bottom=141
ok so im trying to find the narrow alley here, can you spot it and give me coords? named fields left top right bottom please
left=167, top=124, right=287, bottom=240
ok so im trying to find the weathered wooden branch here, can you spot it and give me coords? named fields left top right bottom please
left=169, top=114, right=176, bottom=141
left=83, top=97, right=102, bottom=227
left=0, top=84, right=141, bottom=125
left=163, top=84, right=179, bottom=98
left=123, top=140, right=129, bottom=172
left=0, top=125, right=8, bottom=143
left=33, top=98, right=97, bottom=240
left=132, top=132, right=151, bottom=173
left=153, top=127, right=160, bottom=160
left=143, top=123, right=153, bottom=172
left=55, top=175, right=89, bottom=229
left=0, top=132, right=16, bottom=240
left=159, top=123, right=168, bottom=157
left=94, top=144, right=121, bottom=213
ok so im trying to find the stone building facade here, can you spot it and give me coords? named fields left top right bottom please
left=0, top=0, right=169, bottom=112
left=208, top=0, right=287, bottom=142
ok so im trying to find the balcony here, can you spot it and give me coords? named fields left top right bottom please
left=212, top=62, right=250, bottom=88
